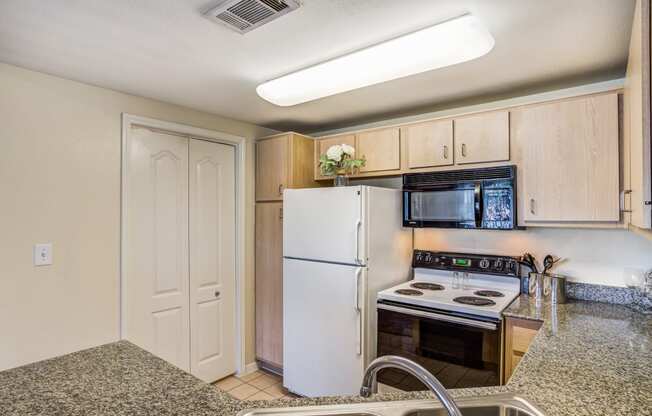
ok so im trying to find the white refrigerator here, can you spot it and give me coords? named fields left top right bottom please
left=283, top=186, right=412, bottom=397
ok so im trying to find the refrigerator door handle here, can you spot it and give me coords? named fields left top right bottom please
left=354, top=268, right=361, bottom=311
left=354, top=219, right=362, bottom=265
left=354, top=268, right=362, bottom=355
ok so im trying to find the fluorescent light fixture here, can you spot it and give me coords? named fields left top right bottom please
left=256, top=14, right=495, bottom=106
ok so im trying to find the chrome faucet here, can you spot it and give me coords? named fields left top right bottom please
left=359, top=355, right=463, bottom=416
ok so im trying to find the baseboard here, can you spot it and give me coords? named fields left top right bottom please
left=257, top=360, right=283, bottom=376
left=237, top=361, right=259, bottom=377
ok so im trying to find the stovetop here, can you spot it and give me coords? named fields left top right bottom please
left=377, top=268, right=521, bottom=319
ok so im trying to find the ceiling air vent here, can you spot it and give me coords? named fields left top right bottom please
left=204, top=0, right=301, bottom=34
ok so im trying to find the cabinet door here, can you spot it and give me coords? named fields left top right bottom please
left=455, top=111, right=509, bottom=164
left=357, top=128, right=400, bottom=173
left=503, top=317, right=542, bottom=382
left=624, top=0, right=652, bottom=229
left=255, top=202, right=284, bottom=367
left=256, top=136, right=288, bottom=201
left=514, top=94, right=620, bottom=222
left=403, top=120, right=454, bottom=169
left=315, top=134, right=356, bottom=179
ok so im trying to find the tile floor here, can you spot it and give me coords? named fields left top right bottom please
left=214, top=370, right=298, bottom=401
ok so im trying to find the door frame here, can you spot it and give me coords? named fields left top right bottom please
left=120, top=113, right=248, bottom=376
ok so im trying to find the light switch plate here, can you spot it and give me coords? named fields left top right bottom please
left=34, top=243, right=53, bottom=266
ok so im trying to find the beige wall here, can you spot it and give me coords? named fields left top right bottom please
left=351, top=177, right=652, bottom=287
left=415, top=228, right=652, bottom=287
left=0, top=62, right=275, bottom=371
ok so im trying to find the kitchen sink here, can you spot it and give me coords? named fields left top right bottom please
left=237, top=394, right=545, bottom=416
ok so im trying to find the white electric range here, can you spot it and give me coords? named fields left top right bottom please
left=375, top=250, right=522, bottom=390
left=378, top=268, right=521, bottom=319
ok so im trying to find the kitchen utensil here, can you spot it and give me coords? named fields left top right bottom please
left=520, top=252, right=539, bottom=274
left=543, top=255, right=561, bottom=274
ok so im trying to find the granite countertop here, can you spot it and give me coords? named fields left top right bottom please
left=1, top=298, right=650, bottom=416
left=0, top=341, right=242, bottom=416
left=500, top=296, right=652, bottom=416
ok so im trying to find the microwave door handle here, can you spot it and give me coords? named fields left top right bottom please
left=377, top=303, right=497, bottom=331
left=474, top=183, right=483, bottom=228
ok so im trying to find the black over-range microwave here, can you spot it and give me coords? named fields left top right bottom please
left=403, top=165, right=517, bottom=229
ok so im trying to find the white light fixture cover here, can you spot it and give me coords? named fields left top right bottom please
left=256, top=14, right=495, bottom=106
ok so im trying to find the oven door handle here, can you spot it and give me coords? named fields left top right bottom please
left=377, top=303, right=498, bottom=331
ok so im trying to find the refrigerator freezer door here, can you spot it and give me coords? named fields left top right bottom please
left=283, top=258, right=365, bottom=397
left=283, top=187, right=365, bottom=265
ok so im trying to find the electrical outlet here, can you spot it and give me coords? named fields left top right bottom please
left=34, top=243, right=53, bottom=266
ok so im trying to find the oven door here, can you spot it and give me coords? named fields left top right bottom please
left=403, top=183, right=482, bottom=228
left=376, top=301, right=503, bottom=390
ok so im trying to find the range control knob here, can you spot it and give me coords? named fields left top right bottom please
left=415, top=252, right=424, bottom=262
left=424, top=253, right=433, bottom=263
left=493, top=259, right=504, bottom=270
left=479, top=258, right=490, bottom=269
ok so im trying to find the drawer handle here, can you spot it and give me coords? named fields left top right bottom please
left=461, top=143, right=467, bottom=157
left=214, top=291, right=221, bottom=298
left=443, top=145, right=449, bottom=160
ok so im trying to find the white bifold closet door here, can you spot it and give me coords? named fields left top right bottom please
left=189, top=138, right=236, bottom=382
left=124, top=126, right=236, bottom=382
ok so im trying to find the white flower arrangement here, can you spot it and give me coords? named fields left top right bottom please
left=319, top=144, right=365, bottom=177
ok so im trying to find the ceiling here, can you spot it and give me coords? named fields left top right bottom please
left=0, top=0, right=636, bottom=133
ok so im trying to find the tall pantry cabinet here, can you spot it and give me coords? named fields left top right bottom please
left=255, top=132, right=319, bottom=371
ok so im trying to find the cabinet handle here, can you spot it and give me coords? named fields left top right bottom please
left=443, top=145, right=449, bottom=160
left=278, top=184, right=284, bottom=196
left=461, top=143, right=467, bottom=157
left=530, top=198, right=536, bottom=215
left=214, top=291, right=221, bottom=298
left=279, top=207, right=283, bottom=220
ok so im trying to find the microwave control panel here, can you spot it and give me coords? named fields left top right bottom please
left=412, top=250, right=520, bottom=277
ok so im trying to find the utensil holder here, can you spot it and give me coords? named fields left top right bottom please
left=528, top=272, right=567, bottom=304
left=547, top=273, right=567, bottom=304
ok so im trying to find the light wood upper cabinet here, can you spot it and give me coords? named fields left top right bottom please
left=255, top=202, right=283, bottom=368
left=256, top=133, right=319, bottom=201
left=314, top=134, right=356, bottom=179
left=624, top=0, right=652, bottom=229
left=513, top=94, right=621, bottom=222
left=256, top=135, right=288, bottom=201
left=403, top=120, right=454, bottom=169
left=454, top=111, right=510, bottom=165
left=317, top=134, right=356, bottom=156
left=357, top=128, right=401, bottom=173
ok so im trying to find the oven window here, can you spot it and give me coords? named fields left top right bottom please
left=410, top=190, right=475, bottom=222
left=377, top=308, right=501, bottom=390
